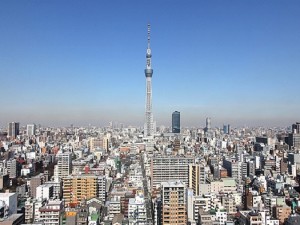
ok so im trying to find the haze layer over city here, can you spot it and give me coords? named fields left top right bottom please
left=1, top=1, right=300, bottom=127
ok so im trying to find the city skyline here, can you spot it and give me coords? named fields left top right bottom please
left=1, top=1, right=300, bottom=127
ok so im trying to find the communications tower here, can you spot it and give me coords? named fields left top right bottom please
left=144, top=24, right=154, bottom=138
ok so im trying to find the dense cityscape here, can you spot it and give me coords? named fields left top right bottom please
left=1, top=118, right=300, bottom=225
left=1, top=19, right=300, bottom=225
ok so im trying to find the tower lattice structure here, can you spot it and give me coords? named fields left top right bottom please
left=144, top=24, right=154, bottom=137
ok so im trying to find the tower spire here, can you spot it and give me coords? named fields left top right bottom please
left=147, top=23, right=151, bottom=49
left=146, top=23, right=152, bottom=70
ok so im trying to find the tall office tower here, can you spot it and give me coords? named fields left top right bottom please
left=223, top=124, right=228, bottom=134
left=172, top=111, right=180, bottom=133
left=54, top=152, right=72, bottom=179
left=292, top=122, right=300, bottom=134
left=144, top=24, right=154, bottom=138
left=223, top=124, right=230, bottom=134
left=8, top=122, right=20, bottom=139
left=161, top=180, right=187, bottom=225
left=27, top=124, right=36, bottom=136
left=205, top=117, right=211, bottom=130
left=151, top=156, right=194, bottom=190
left=289, top=122, right=300, bottom=150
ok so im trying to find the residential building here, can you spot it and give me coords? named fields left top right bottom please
left=161, top=180, right=186, bottom=225
left=151, top=156, right=194, bottom=190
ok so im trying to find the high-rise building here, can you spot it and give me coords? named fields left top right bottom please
left=151, top=156, right=194, bottom=190
left=44, top=180, right=62, bottom=200
left=172, top=111, right=180, bottom=133
left=7, top=159, right=17, bottom=178
left=8, top=122, right=19, bottom=139
left=223, top=124, right=230, bottom=134
left=223, top=158, right=242, bottom=183
left=223, top=124, right=228, bottom=134
left=54, top=152, right=72, bottom=179
left=30, top=173, right=47, bottom=198
left=289, top=122, right=300, bottom=150
left=292, top=122, right=300, bottom=134
left=144, top=24, right=154, bottom=138
left=0, top=193, right=17, bottom=216
left=161, top=180, right=187, bottom=225
left=39, top=200, right=63, bottom=225
left=36, top=184, right=54, bottom=201
left=89, top=136, right=109, bottom=152
left=128, top=190, right=147, bottom=224
left=189, top=164, right=200, bottom=196
left=25, top=198, right=35, bottom=224
left=63, top=174, right=106, bottom=207
left=227, top=124, right=231, bottom=134
left=27, top=124, right=36, bottom=136
left=189, top=163, right=206, bottom=196
left=204, top=117, right=211, bottom=133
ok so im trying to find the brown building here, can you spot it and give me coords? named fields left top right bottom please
left=161, top=180, right=186, bottom=225
left=274, top=205, right=291, bottom=224
left=189, top=164, right=200, bottom=195
left=120, top=192, right=135, bottom=215
left=63, top=174, right=99, bottom=207
left=173, top=139, right=181, bottom=153
left=30, top=173, right=46, bottom=198
left=280, top=159, right=288, bottom=174
left=243, top=185, right=253, bottom=210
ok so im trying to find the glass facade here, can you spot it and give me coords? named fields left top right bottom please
left=172, top=111, right=180, bottom=133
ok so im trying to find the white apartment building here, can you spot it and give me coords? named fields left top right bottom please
left=54, top=152, right=72, bottom=179
left=0, top=192, right=17, bottom=216
left=27, top=124, right=36, bottom=136
left=97, top=175, right=106, bottom=202
left=108, top=196, right=121, bottom=220
left=44, top=180, right=62, bottom=200
left=36, top=184, right=54, bottom=201
left=128, top=190, right=147, bottom=225
left=33, top=199, right=46, bottom=222
left=151, top=156, right=194, bottom=189
left=25, top=198, right=35, bottom=224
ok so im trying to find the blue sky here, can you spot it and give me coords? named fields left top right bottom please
left=0, top=0, right=299, bottom=127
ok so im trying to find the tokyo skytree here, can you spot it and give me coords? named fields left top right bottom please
left=144, top=24, right=154, bottom=137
